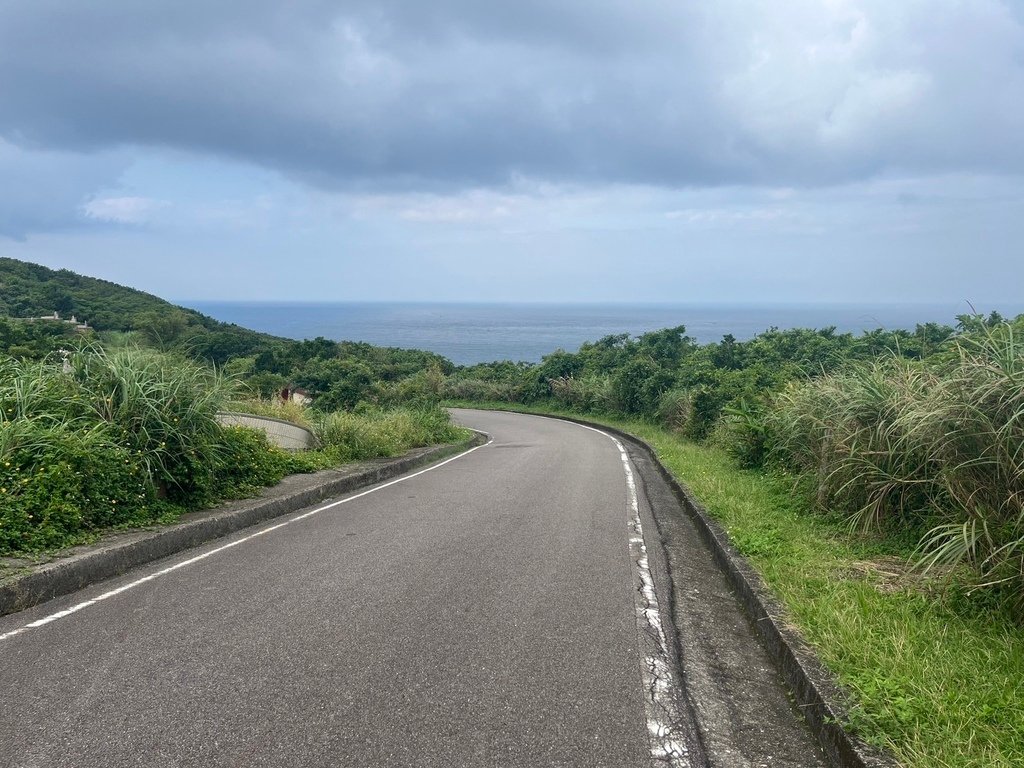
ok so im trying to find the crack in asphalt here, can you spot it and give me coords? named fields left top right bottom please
left=562, top=418, right=705, bottom=767
left=617, top=436, right=705, bottom=768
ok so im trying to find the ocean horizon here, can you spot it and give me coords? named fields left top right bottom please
left=184, top=300, right=1023, bottom=366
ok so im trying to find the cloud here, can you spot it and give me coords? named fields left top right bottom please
left=0, top=139, right=130, bottom=240
left=0, top=0, right=1021, bottom=194
left=664, top=207, right=793, bottom=227
left=82, top=196, right=168, bottom=224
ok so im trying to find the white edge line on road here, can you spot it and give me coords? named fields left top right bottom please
left=566, top=420, right=695, bottom=768
left=0, top=438, right=492, bottom=644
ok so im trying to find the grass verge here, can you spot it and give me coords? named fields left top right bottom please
left=448, top=401, right=1024, bottom=768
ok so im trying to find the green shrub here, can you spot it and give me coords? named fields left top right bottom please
left=0, top=421, right=157, bottom=552
left=714, top=397, right=769, bottom=468
left=611, top=358, right=672, bottom=417
left=203, top=426, right=297, bottom=503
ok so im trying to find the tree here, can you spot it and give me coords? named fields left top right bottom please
left=135, top=310, right=190, bottom=350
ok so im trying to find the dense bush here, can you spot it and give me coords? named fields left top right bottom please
left=203, top=425, right=309, bottom=503
left=0, top=422, right=156, bottom=551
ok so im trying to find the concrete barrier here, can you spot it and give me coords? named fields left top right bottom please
left=216, top=411, right=317, bottom=451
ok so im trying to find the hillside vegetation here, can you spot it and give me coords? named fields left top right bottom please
left=0, top=257, right=452, bottom=406
left=0, top=259, right=466, bottom=555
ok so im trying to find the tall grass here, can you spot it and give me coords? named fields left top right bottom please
left=916, top=326, right=1024, bottom=590
left=70, top=345, right=232, bottom=496
left=442, top=376, right=529, bottom=404
left=730, top=324, right=1024, bottom=607
left=225, top=396, right=314, bottom=429
left=0, top=346, right=297, bottom=553
left=548, top=374, right=614, bottom=413
left=313, top=405, right=467, bottom=463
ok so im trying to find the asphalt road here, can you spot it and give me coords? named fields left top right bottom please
left=0, top=409, right=823, bottom=767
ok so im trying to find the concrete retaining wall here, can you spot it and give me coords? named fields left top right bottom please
left=216, top=412, right=317, bottom=451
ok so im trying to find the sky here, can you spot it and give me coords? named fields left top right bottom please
left=1, top=0, right=1022, bottom=307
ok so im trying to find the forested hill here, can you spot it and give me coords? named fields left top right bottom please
left=0, top=257, right=454, bottom=407
left=0, top=256, right=289, bottom=360
left=1, top=256, right=248, bottom=334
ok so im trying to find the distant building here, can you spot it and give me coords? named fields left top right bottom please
left=17, top=311, right=91, bottom=332
left=280, top=386, right=313, bottom=406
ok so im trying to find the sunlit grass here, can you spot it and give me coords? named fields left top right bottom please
left=314, top=405, right=470, bottom=462
left=225, top=396, right=314, bottom=429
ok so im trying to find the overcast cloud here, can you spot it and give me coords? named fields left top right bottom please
left=0, top=1, right=1022, bottom=305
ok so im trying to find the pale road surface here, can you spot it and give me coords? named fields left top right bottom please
left=0, top=409, right=826, bottom=767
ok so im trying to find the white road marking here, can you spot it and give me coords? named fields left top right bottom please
left=0, top=439, right=492, bottom=644
left=566, top=420, right=696, bottom=768
left=7, top=411, right=696, bottom=764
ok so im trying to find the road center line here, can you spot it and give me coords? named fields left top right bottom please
left=0, top=438, right=492, bottom=644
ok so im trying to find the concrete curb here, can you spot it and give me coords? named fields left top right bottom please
left=510, top=411, right=898, bottom=768
left=0, top=432, right=486, bottom=620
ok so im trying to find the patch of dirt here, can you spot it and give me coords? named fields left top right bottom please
left=842, top=556, right=955, bottom=595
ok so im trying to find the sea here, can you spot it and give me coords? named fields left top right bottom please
left=184, top=301, right=1022, bottom=367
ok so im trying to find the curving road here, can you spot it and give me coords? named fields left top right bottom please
left=0, top=409, right=824, bottom=767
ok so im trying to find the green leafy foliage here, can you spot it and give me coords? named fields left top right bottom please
left=0, top=424, right=157, bottom=552
left=0, top=347, right=312, bottom=554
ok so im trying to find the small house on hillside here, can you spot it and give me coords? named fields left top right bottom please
left=280, top=386, right=312, bottom=406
